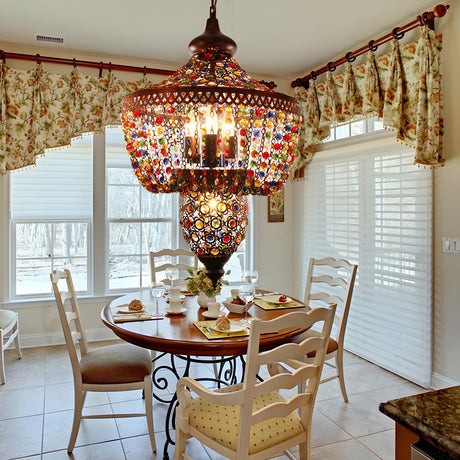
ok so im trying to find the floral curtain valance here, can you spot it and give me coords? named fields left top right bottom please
left=0, top=64, right=155, bottom=173
left=293, top=27, right=443, bottom=176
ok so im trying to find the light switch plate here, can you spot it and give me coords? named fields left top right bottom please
left=443, top=237, right=460, bottom=253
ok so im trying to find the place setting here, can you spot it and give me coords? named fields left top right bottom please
left=255, top=293, right=305, bottom=310
left=195, top=301, right=251, bottom=339
left=112, top=299, right=157, bottom=323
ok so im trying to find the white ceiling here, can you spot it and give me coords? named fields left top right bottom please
left=0, top=0, right=439, bottom=79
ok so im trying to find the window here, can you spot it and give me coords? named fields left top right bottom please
left=10, top=138, right=93, bottom=297
left=302, top=134, right=432, bottom=387
left=323, top=116, right=384, bottom=142
left=106, top=127, right=178, bottom=291
left=7, top=128, right=253, bottom=300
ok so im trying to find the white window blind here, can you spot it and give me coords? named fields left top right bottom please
left=10, top=138, right=93, bottom=220
left=303, top=137, right=432, bottom=387
left=9, top=138, right=93, bottom=297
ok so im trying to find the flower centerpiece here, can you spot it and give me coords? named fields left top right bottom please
left=186, top=268, right=229, bottom=308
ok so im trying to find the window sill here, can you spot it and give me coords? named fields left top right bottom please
left=2, top=294, right=120, bottom=309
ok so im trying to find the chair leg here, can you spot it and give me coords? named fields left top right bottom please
left=174, top=428, right=187, bottom=460
left=212, top=358, right=219, bottom=379
left=144, top=375, right=156, bottom=452
left=68, top=388, right=84, bottom=453
left=298, top=440, right=309, bottom=460
left=0, top=340, right=5, bottom=385
left=336, top=352, right=348, bottom=403
left=14, top=319, right=22, bottom=359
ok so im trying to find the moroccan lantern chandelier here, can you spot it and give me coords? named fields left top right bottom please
left=122, top=0, right=301, bottom=287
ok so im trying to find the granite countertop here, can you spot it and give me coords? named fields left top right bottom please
left=379, top=385, right=460, bottom=459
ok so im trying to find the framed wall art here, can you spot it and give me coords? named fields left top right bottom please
left=267, top=188, right=285, bottom=223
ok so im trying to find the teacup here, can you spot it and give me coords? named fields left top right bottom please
left=169, top=298, right=182, bottom=313
left=231, top=288, right=239, bottom=299
left=207, top=301, right=223, bottom=318
left=170, top=286, right=181, bottom=298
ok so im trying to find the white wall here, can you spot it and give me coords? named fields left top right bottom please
left=432, top=5, right=460, bottom=385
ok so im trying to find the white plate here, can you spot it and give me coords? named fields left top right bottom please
left=262, top=295, right=293, bottom=304
left=202, top=310, right=225, bottom=319
left=209, top=320, right=247, bottom=333
left=116, top=306, right=146, bottom=314
left=165, top=307, right=187, bottom=315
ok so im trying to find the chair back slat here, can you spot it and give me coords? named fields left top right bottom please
left=311, top=274, right=348, bottom=290
left=50, top=270, right=67, bottom=283
left=150, top=248, right=198, bottom=284
left=252, top=393, right=311, bottom=426
left=71, top=331, right=82, bottom=345
left=313, top=257, right=353, bottom=270
left=61, top=291, right=73, bottom=303
left=309, top=292, right=343, bottom=307
left=50, top=269, right=88, bottom=381
left=258, top=337, right=326, bottom=367
left=65, top=311, right=77, bottom=322
left=251, top=365, right=319, bottom=397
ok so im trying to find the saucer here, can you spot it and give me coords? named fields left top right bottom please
left=165, top=307, right=187, bottom=315
left=202, top=310, right=225, bottom=319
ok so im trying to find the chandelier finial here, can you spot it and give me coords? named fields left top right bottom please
left=188, top=0, right=237, bottom=56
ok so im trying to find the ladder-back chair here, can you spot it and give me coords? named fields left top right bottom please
left=303, top=257, right=357, bottom=402
left=175, top=305, right=336, bottom=460
left=50, top=269, right=156, bottom=453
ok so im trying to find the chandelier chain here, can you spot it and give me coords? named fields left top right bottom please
left=210, top=0, right=217, bottom=15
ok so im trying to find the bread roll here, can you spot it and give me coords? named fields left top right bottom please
left=129, top=299, right=143, bottom=311
left=215, top=316, right=230, bottom=331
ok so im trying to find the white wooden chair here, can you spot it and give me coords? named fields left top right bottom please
left=302, top=257, right=357, bottom=402
left=174, top=305, right=336, bottom=460
left=50, top=269, right=156, bottom=454
left=0, top=309, right=22, bottom=384
left=150, top=248, right=198, bottom=286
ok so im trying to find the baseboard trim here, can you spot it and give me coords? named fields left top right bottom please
left=17, top=328, right=119, bottom=348
left=431, top=372, right=460, bottom=390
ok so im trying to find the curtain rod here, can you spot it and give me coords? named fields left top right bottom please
left=0, top=50, right=277, bottom=88
left=0, top=50, right=175, bottom=78
left=291, top=3, right=450, bottom=89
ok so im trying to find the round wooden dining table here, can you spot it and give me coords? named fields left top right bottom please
left=101, top=289, right=308, bottom=459
left=101, top=289, right=309, bottom=357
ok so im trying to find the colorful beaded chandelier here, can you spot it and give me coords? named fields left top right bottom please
left=122, top=0, right=301, bottom=287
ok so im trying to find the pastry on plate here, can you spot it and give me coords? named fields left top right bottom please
left=129, top=299, right=143, bottom=311
left=215, top=316, right=231, bottom=331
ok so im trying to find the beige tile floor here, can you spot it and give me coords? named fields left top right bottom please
left=0, top=341, right=424, bottom=460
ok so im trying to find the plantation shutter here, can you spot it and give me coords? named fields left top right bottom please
left=303, top=136, right=432, bottom=387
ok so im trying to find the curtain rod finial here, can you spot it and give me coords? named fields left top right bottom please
left=433, top=4, right=449, bottom=18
